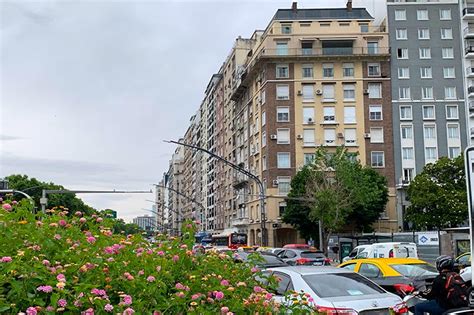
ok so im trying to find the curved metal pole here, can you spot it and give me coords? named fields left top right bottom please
left=164, top=139, right=267, bottom=246
left=0, top=189, right=35, bottom=210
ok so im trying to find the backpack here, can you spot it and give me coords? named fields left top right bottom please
left=445, top=272, right=469, bottom=308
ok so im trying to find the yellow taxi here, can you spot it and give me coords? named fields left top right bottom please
left=338, top=258, right=438, bottom=296
left=456, top=252, right=471, bottom=268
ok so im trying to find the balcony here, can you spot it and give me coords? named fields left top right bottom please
left=467, top=67, right=474, bottom=78
left=233, top=173, right=249, bottom=189
left=470, top=102, right=474, bottom=111
left=232, top=217, right=250, bottom=227
left=466, top=46, right=474, bottom=58
left=255, top=47, right=390, bottom=59
left=464, top=27, right=474, bottom=39
left=464, top=7, right=474, bottom=20
left=469, top=86, right=474, bottom=97
left=471, top=128, right=474, bottom=138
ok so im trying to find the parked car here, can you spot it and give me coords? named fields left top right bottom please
left=265, top=266, right=405, bottom=314
left=283, top=244, right=312, bottom=250
left=338, top=258, right=437, bottom=296
left=277, top=249, right=330, bottom=266
left=233, top=251, right=288, bottom=269
left=456, top=252, right=471, bottom=269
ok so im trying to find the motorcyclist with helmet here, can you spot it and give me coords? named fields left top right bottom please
left=413, top=255, right=456, bottom=315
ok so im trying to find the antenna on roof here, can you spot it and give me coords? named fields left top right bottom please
left=346, top=0, right=352, bottom=12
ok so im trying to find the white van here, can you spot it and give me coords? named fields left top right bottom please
left=356, top=242, right=418, bottom=259
left=342, top=245, right=368, bottom=262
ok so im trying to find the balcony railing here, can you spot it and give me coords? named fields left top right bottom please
left=469, top=102, right=474, bottom=110
left=464, top=27, right=474, bottom=37
left=232, top=217, right=250, bottom=227
left=257, top=47, right=390, bottom=58
left=466, top=46, right=474, bottom=55
left=464, top=7, right=474, bottom=16
left=469, top=86, right=474, bottom=94
left=467, top=67, right=474, bottom=76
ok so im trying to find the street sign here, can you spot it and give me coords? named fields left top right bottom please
left=416, top=231, right=439, bottom=246
left=464, top=147, right=474, bottom=260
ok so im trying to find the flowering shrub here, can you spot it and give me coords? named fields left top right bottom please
left=0, top=199, right=316, bottom=314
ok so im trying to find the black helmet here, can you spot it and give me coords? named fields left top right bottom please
left=435, top=255, right=454, bottom=272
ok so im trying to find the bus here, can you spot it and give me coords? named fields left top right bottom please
left=211, top=232, right=247, bottom=249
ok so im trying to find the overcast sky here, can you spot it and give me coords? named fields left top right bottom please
left=0, top=0, right=384, bottom=222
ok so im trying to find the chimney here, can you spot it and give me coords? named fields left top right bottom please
left=346, top=0, right=352, bottom=12
left=292, top=2, right=297, bottom=13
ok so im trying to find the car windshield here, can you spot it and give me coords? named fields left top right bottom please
left=302, top=273, right=385, bottom=298
left=236, top=252, right=287, bottom=267
left=390, top=263, right=438, bottom=278
left=300, top=251, right=325, bottom=259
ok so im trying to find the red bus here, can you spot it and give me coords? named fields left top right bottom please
left=211, top=233, right=247, bottom=249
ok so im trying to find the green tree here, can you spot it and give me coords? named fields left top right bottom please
left=406, top=155, right=467, bottom=230
left=5, top=174, right=95, bottom=215
left=283, top=147, right=388, bottom=252
left=112, top=218, right=142, bottom=235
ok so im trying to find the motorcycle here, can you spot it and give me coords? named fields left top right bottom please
left=401, top=290, right=474, bottom=315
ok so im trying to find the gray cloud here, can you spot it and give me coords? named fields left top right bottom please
left=0, top=135, right=23, bottom=141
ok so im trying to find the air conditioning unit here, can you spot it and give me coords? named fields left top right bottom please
left=307, top=117, right=315, bottom=124
left=272, top=179, right=279, bottom=186
left=270, top=134, right=278, bottom=140
left=337, top=132, right=344, bottom=138
left=297, top=134, right=303, bottom=140
left=297, top=90, right=303, bottom=96
left=316, top=90, right=323, bottom=95
left=364, top=133, right=371, bottom=139
left=363, top=89, right=370, bottom=95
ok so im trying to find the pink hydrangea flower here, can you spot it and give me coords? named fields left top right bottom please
left=123, top=308, right=135, bottom=315
left=138, top=270, right=144, bottom=276
left=54, top=234, right=61, bottom=240
left=104, top=304, right=113, bottom=312
left=58, top=219, right=67, bottom=227
left=57, top=274, right=66, bottom=282
left=12, top=200, right=18, bottom=205
left=96, top=217, right=103, bottom=222
left=75, top=211, right=83, bottom=217
left=57, top=299, right=67, bottom=307
left=37, top=285, right=53, bottom=293
left=157, top=251, right=164, bottom=256
left=26, top=307, right=37, bottom=315
left=265, top=293, right=273, bottom=300
left=82, top=308, right=94, bottom=315
left=2, top=204, right=12, bottom=211
left=122, top=295, right=132, bottom=305
left=32, top=245, right=41, bottom=251
left=176, top=292, right=185, bottom=298
left=220, top=279, right=229, bottom=286
left=86, top=236, right=96, bottom=244
left=253, top=286, right=263, bottom=293
left=42, top=259, right=50, bottom=266
left=251, top=267, right=259, bottom=273
left=191, top=293, right=201, bottom=300
left=172, top=255, right=179, bottom=262
left=215, top=291, right=224, bottom=300
left=0, top=256, right=12, bottom=263
left=46, top=306, right=54, bottom=311
left=221, top=306, right=230, bottom=314
left=79, top=218, right=87, bottom=223
left=146, top=276, right=155, bottom=282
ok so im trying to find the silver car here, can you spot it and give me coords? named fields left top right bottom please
left=266, top=266, right=404, bottom=314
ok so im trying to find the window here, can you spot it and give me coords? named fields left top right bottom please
left=371, top=152, right=385, bottom=168
left=323, top=63, right=334, bottom=78
left=345, top=128, right=356, bottom=145
left=417, top=9, right=428, bottom=20
left=418, top=28, right=430, bottom=40
left=396, top=29, right=407, bottom=40
left=324, top=128, right=336, bottom=144
left=360, top=263, right=382, bottom=278
left=303, top=129, right=315, bottom=146
left=425, top=147, right=437, bottom=161
left=262, top=111, right=266, bottom=126
left=277, top=153, right=290, bottom=168
left=276, top=85, right=289, bottom=100
left=276, top=64, right=289, bottom=78
left=424, top=125, right=436, bottom=139
left=442, top=47, right=454, bottom=59
left=423, top=105, right=435, bottom=119
left=302, top=64, right=313, bottom=78
left=262, top=155, right=267, bottom=170
left=401, top=125, right=413, bottom=139
left=399, top=87, right=411, bottom=100
left=302, top=84, right=314, bottom=101
left=359, top=23, right=369, bottom=32
left=303, top=107, right=314, bottom=123
left=402, top=147, right=414, bottom=160
left=369, top=105, right=382, bottom=120
left=277, top=129, right=290, bottom=144
left=440, top=9, right=451, bottom=20
left=420, top=67, right=432, bottom=79
left=443, top=67, right=455, bottom=78
left=276, top=42, right=288, bottom=55
left=261, top=90, right=266, bottom=104
left=277, top=107, right=289, bottom=122
left=441, top=28, right=453, bottom=40
left=322, top=84, right=335, bottom=101
left=448, top=124, right=460, bottom=139
left=446, top=105, right=458, bottom=119
left=403, top=168, right=414, bottom=183
left=367, top=42, right=379, bottom=55
left=344, top=106, right=356, bottom=123
left=281, top=24, right=292, bottom=34
left=368, top=83, right=381, bottom=99
left=395, top=9, right=406, bottom=21
left=422, top=87, right=433, bottom=100
left=343, top=63, right=354, bottom=77
left=343, top=84, right=355, bottom=101
left=278, top=202, right=287, bottom=217
left=400, top=106, right=412, bottom=120
left=449, top=147, right=461, bottom=158
left=419, top=48, right=431, bottom=59
left=323, top=107, right=336, bottom=122
left=368, top=63, right=380, bottom=76
left=370, top=127, right=384, bottom=143
left=397, top=48, right=408, bottom=59
left=445, top=87, right=456, bottom=99
left=301, top=42, right=313, bottom=55
left=277, top=177, right=291, bottom=195
left=262, top=130, right=266, bottom=147
left=304, top=153, right=315, bottom=165
left=398, top=67, right=410, bottom=79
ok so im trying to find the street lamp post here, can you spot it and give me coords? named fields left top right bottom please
left=165, top=139, right=268, bottom=247
left=0, top=189, right=35, bottom=210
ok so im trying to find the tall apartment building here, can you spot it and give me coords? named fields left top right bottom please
left=387, top=0, right=468, bottom=230
left=229, top=3, right=396, bottom=246
left=166, top=144, right=184, bottom=235
left=155, top=179, right=166, bottom=230
left=133, top=215, right=155, bottom=232
left=461, top=0, right=474, bottom=143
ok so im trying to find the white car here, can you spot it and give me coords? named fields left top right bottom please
left=460, top=266, right=472, bottom=285
left=266, top=266, right=405, bottom=314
